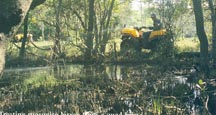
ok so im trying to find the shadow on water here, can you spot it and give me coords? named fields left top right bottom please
left=0, top=64, right=216, bottom=114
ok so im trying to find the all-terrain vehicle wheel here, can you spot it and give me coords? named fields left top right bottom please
left=121, top=40, right=132, bottom=50
left=149, top=36, right=166, bottom=53
left=121, top=36, right=141, bottom=52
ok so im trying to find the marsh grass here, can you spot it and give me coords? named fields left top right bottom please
left=175, top=38, right=199, bottom=52
left=5, top=38, right=200, bottom=67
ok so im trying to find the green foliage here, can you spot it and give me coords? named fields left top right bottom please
left=23, top=74, right=57, bottom=91
left=153, top=96, right=162, bottom=114
left=175, top=38, right=200, bottom=52
left=5, top=0, right=216, bottom=64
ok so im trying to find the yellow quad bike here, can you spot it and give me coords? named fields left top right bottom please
left=12, top=33, right=33, bottom=42
left=120, top=26, right=166, bottom=52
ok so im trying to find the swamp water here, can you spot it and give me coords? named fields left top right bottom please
left=0, top=64, right=216, bottom=115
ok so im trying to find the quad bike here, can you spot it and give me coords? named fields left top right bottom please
left=120, top=26, right=166, bottom=52
left=12, top=33, right=33, bottom=42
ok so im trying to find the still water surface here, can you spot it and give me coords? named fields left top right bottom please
left=0, top=64, right=216, bottom=115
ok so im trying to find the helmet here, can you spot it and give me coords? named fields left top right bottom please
left=151, top=13, right=156, bottom=18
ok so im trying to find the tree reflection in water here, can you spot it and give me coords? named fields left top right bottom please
left=0, top=64, right=215, bottom=114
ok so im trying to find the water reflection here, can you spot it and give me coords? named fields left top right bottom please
left=0, top=64, right=215, bottom=114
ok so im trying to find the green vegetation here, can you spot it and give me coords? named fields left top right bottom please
left=6, top=37, right=200, bottom=66
left=5, top=0, right=213, bottom=69
left=2, top=0, right=216, bottom=114
left=175, top=38, right=199, bottom=52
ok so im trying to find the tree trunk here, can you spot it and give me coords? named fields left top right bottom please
left=94, top=0, right=115, bottom=61
left=100, top=0, right=115, bottom=55
left=192, top=0, right=209, bottom=75
left=85, top=0, right=95, bottom=61
left=52, top=0, right=62, bottom=60
left=0, top=34, right=7, bottom=75
left=208, top=0, right=216, bottom=66
left=0, top=0, right=33, bottom=75
left=19, top=11, right=29, bottom=58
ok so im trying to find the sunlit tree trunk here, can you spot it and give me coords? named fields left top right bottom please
left=100, top=0, right=115, bottom=57
left=192, top=0, right=209, bottom=75
left=93, top=0, right=115, bottom=61
left=52, top=0, right=63, bottom=60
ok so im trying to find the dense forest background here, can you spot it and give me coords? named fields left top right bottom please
left=5, top=0, right=216, bottom=75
